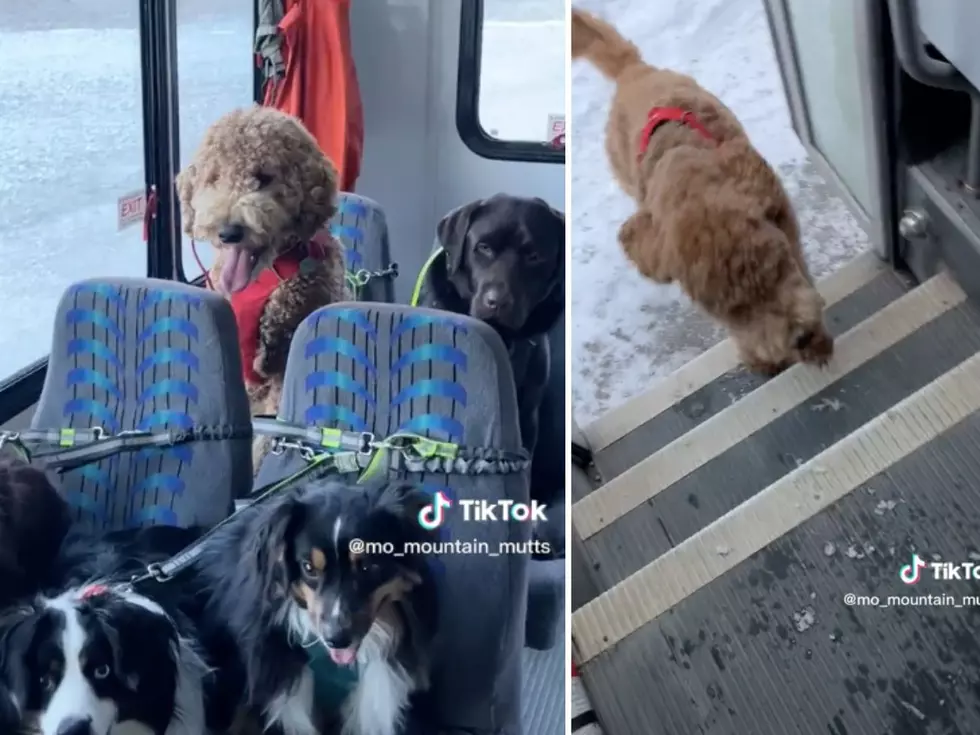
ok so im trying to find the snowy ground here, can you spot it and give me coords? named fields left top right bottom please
left=571, top=0, right=870, bottom=425
left=0, top=0, right=561, bottom=381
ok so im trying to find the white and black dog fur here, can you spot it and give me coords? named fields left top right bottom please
left=0, top=583, right=210, bottom=735
left=192, top=479, right=440, bottom=735
left=0, top=458, right=241, bottom=735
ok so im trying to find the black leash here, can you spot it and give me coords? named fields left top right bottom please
left=125, top=452, right=337, bottom=590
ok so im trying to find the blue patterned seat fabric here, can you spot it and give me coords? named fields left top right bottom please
left=256, top=302, right=530, bottom=735
left=328, top=192, right=397, bottom=303
left=33, top=277, right=253, bottom=532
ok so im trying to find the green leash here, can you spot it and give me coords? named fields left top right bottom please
left=410, top=247, right=445, bottom=307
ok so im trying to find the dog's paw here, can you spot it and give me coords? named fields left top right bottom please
left=799, top=330, right=834, bottom=368
left=746, top=359, right=789, bottom=378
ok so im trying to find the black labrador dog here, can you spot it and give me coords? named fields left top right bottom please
left=417, top=194, right=564, bottom=514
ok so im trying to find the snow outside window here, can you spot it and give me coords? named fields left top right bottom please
left=478, top=0, right=565, bottom=146
left=175, top=0, right=253, bottom=280
left=0, top=1, right=147, bottom=380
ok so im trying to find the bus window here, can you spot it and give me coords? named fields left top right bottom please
left=175, top=0, right=254, bottom=281
left=458, top=0, right=565, bottom=162
left=0, top=4, right=146, bottom=381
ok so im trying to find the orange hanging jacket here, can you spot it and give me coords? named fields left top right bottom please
left=262, top=0, right=364, bottom=192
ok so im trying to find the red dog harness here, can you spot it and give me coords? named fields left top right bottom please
left=637, top=106, right=716, bottom=161
left=224, top=241, right=328, bottom=386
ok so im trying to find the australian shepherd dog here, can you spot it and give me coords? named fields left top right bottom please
left=192, top=478, right=440, bottom=735
left=0, top=458, right=240, bottom=735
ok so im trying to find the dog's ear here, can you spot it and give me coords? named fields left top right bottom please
left=174, top=164, right=197, bottom=237
left=300, top=151, right=339, bottom=237
left=373, top=482, right=437, bottom=588
left=374, top=481, right=440, bottom=544
left=0, top=605, right=38, bottom=713
left=436, top=199, right=485, bottom=276
left=521, top=204, right=565, bottom=336
left=246, top=493, right=301, bottom=599
left=0, top=682, right=19, bottom=732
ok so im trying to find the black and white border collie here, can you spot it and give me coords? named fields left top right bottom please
left=0, top=458, right=239, bottom=735
left=194, top=479, right=440, bottom=735
left=0, top=583, right=210, bottom=735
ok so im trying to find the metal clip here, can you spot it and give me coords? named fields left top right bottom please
left=358, top=432, right=375, bottom=455
left=352, top=263, right=400, bottom=288
left=145, top=562, right=171, bottom=583
left=274, top=438, right=317, bottom=462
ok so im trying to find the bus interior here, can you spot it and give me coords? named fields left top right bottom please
left=0, top=1, right=566, bottom=733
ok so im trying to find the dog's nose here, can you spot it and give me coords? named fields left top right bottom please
left=218, top=223, right=245, bottom=244
left=482, top=287, right=509, bottom=312
left=325, top=630, right=354, bottom=649
left=56, top=716, right=93, bottom=735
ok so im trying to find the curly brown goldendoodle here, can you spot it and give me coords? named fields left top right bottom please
left=572, top=7, right=833, bottom=376
left=175, top=106, right=350, bottom=470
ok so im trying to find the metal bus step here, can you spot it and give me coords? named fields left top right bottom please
left=571, top=268, right=980, bottom=735
left=585, top=251, right=911, bottom=484
left=576, top=269, right=979, bottom=590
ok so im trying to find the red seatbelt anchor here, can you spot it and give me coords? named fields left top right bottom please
left=142, top=187, right=158, bottom=243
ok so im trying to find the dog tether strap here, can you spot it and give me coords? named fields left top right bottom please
left=127, top=449, right=340, bottom=588
left=409, top=247, right=445, bottom=307
left=345, top=263, right=400, bottom=299
left=0, top=426, right=253, bottom=472
left=117, top=424, right=527, bottom=590
left=252, top=418, right=531, bottom=480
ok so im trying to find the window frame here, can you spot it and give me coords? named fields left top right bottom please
left=456, top=0, right=565, bottom=165
left=0, top=0, right=185, bottom=424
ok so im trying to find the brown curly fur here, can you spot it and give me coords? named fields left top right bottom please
left=175, top=106, right=350, bottom=469
left=572, top=8, right=833, bottom=375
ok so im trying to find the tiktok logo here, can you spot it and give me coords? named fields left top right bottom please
left=418, top=491, right=452, bottom=530
left=900, top=553, right=929, bottom=585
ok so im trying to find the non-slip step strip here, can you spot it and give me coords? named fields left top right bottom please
left=581, top=250, right=885, bottom=452
left=571, top=345, right=980, bottom=664
left=573, top=271, right=964, bottom=539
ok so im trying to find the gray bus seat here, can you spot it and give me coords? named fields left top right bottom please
left=533, top=310, right=565, bottom=515
left=521, top=613, right=566, bottom=735
left=524, top=310, right=565, bottom=651
left=408, top=241, right=566, bottom=654
left=328, top=192, right=397, bottom=302
left=32, top=277, right=253, bottom=532
left=254, top=301, right=539, bottom=735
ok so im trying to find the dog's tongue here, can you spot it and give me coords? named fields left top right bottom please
left=327, top=646, right=357, bottom=666
left=219, top=248, right=254, bottom=294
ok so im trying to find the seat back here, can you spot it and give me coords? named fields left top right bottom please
left=34, top=278, right=253, bottom=531
left=532, top=310, right=565, bottom=503
left=329, top=192, right=396, bottom=302
left=256, top=302, right=530, bottom=734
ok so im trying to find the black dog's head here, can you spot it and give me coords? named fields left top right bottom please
left=0, top=585, right=206, bottom=735
left=0, top=458, right=72, bottom=605
left=435, top=194, right=564, bottom=339
left=250, top=480, right=438, bottom=667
